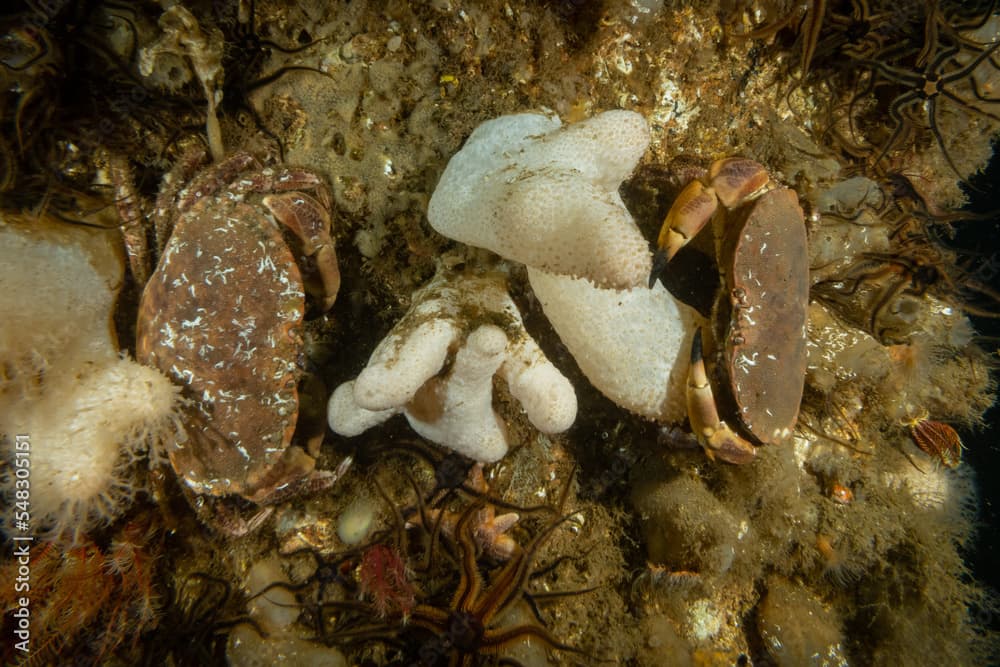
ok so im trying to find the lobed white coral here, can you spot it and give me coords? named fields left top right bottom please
left=528, top=267, right=702, bottom=423
left=427, top=110, right=701, bottom=426
left=0, top=214, right=121, bottom=376
left=427, top=110, right=652, bottom=289
left=328, top=268, right=576, bottom=462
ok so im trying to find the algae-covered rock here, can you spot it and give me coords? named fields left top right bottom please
left=631, top=471, right=743, bottom=577
left=757, top=577, right=848, bottom=667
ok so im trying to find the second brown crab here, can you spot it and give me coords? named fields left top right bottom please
left=651, top=158, right=809, bottom=464
left=133, top=151, right=344, bottom=532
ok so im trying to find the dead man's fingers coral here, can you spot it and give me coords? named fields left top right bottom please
left=500, top=333, right=579, bottom=434
left=352, top=318, right=462, bottom=410
left=427, top=110, right=652, bottom=289
left=527, top=267, right=702, bottom=424
left=327, top=269, right=577, bottom=462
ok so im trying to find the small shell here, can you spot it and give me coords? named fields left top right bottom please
left=909, top=418, right=962, bottom=468
left=337, top=495, right=377, bottom=546
left=829, top=482, right=854, bottom=505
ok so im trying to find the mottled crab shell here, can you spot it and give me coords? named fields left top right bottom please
left=719, top=188, right=809, bottom=445
left=137, top=192, right=307, bottom=498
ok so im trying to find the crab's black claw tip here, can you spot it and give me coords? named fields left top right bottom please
left=690, top=327, right=703, bottom=364
left=649, top=249, right=669, bottom=289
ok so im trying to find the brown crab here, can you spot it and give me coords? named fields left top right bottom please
left=135, top=151, right=343, bottom=531
left=651, top=158, right=809, bottom=464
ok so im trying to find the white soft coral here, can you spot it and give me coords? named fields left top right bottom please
left=426, top=110, right=700, bottom=424
left=0, top=215, right=184, bottom=543
left=427, top=110, right=652, bottom=289
left=327, top=268, right=576, bottom=462
left=527, top=267, right=702, bottom=423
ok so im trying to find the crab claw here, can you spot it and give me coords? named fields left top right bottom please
left=651, top=180, right=718, bottom=287
left=706, top=158, right=771, bottom=208
left=264, top=192, right=341, bottom=312
left=649, top=158, right=772, bottom=288
left=648, top=249, right=669, bottom=289
left=686, top=328, right=756, bottom=465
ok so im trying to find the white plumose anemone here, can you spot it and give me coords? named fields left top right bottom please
left=1, top=214, right=184, bottom=543
left=25, top=358, right=184, bottom=542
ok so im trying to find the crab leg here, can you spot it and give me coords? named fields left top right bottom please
left=687, top=329, right=756, bottom=465
left=650, top=158, right=771, bottom=287
left=106, top=153, right=153, bottom=286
